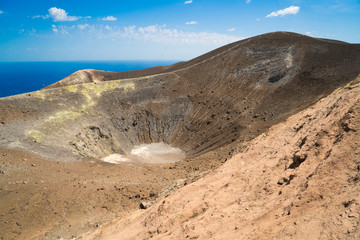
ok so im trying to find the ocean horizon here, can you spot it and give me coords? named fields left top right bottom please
left=0, top=60, right=178, bottom=98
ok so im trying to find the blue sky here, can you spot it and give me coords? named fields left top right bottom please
left=0, top=0, right=359, bottom=61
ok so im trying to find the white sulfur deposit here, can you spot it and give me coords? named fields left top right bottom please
left=102, top=142, right=185, bottom=164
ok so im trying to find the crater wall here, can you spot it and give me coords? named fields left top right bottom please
left=1, top=32, right=359, bottom=163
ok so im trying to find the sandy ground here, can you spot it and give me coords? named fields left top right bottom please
left=0, top=147, right=224, bottom=240
left=84, top=78, right=360, bottom=239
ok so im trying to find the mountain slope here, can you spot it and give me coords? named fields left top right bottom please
left=1, top=32, right=359, bottom=163
left=87, top=75, right=360, bottom=240
left=45, top=32, right=359, bottom=90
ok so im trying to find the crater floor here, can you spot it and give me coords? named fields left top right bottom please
left=102, top=142, right=185, bottom=164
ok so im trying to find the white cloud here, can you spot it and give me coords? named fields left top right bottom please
left=256, top=18, right=260, bottom=21
left=18, top=28, right=37, bottom=36
left=246, top=0, right=251, bottom=4
left=53, top=24, right=241, bottom=46
left=186, top=21, right=198, bottom=25
left=0, top=10, right=3, bottom=14
left=228, top=28, right=236, bottom=32
left=120, top=25, right=241, bottom=45
left=266, top=6, right=300, bottom=17
left=184, top=0, right=193, bottom=4
left=102, top=16, right=117, bottom=21
left=305, top=31, right=317, bottom=37
left=78, top=24, right=89, bottom=30
left=32, top=15, right=49, bottom=19
left=52, top=25, right=58, bottom=33
left=51, top=24, right=73, bottom=34
left=48, top=7, right=80, bottom=22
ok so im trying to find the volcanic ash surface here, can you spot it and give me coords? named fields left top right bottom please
left=102, top=142, right=185, bottom=164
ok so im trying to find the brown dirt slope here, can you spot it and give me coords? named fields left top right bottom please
left=87, top=76, right=360, bottom=240
left=0, top=147, right=221, bottom=240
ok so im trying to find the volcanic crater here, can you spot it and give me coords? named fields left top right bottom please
left=3, top=32, right=360, bottom=163
left=1, top=32, right=360, bottom=239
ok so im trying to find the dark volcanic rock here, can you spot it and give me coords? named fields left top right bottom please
left=140, top=201, right=154, bottom=209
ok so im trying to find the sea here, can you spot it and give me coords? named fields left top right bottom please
left=0, top=60, right=177, bottom=98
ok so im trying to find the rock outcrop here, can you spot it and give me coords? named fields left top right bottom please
left=44, top=69, right=112, bottom=89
